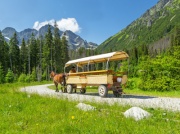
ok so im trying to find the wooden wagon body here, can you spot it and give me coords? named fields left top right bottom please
left=64, top=51, right=129, bottom=97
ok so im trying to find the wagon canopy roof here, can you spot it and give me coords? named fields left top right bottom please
left=65, top=51, right=129, bottom=67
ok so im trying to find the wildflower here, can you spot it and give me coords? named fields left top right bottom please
left=71, top=116, right=75, bottom=119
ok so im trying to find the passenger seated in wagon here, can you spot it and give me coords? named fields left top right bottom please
left=69, top=66, right=76, bottom=73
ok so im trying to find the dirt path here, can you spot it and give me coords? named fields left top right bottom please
left=20, top=84, right=180, bottom=112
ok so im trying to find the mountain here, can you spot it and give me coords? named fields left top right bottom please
left=97, top=0, right=180, bottom=52
left=2, top=27, right=18, bottom=42
left=63, top=30, right=98, bottom=49
left=1, top=25, right=97, bottom=50
left=18, top=28, right=38, bottom=42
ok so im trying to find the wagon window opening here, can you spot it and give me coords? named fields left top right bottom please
left=106, top=58, right=110, bottom=70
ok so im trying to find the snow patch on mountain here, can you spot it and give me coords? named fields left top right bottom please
left=5, top=37, right=10, bottom=40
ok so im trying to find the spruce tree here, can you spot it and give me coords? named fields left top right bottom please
left=0, top=31, right=4, bottom=65
left=29, top=33, right=38, bottom=72
left=61, top=34, right=69, bottom=68
left=43, top=24, right=53, bottom=80
left=53, top=21, right=62, bottom=72
left=0, top=31, right=9, bottom=74
left=9, top=32, right=20, bottom=75
left=20, top=38, right=28, bottom=74
left=36, top=36, right=43, bottom=81
left=5, top=68, right=14, bottom=83
left=174, top=27, right=180, bottom=46
left=0, top=64, right=4, bottom=83
left=47, top=25, right=53, bottom=71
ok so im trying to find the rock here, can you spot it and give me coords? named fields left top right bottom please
left=124, top=107, right=151, bottom=121
left=76, top=103, right=96, bottom=111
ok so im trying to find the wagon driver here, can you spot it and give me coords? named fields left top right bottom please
left=69, top=66, right=76, bottom=73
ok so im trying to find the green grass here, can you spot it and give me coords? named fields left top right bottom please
left=1, top=82, right=180, bottom=133
left=120, top=77, right=180, bottom=98
left=125, top=88, right=180, bottom=98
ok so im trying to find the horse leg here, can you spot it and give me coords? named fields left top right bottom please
left=64, top=86, right=67, bottom=93
left=55, top=82, right=59, bottom=92
left=74, top=88, right=76, bottom=93
left=60, top=85, right=63, bottom=93
left=74, top=85, right=76, bottom=93
left=61, top=84, right=67, bottom=93
left=62, top=75, right=67, bottom=93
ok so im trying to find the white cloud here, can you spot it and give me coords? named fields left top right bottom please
left=33, top=18, right=81, bottom=33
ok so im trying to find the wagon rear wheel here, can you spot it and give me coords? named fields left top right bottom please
left=67, top=84, right=73, bottom=94
left=80, top=88, right=86, bottom=94
left=98, top=85, right=108, bottom=97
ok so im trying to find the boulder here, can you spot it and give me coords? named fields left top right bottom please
left=76, top=103, right=96, bottom=111
left=124, top=107, right=151, bottom=121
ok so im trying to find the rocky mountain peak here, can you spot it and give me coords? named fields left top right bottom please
left=131, top=0, right=178, bottom=28
left=2, top=27, right=17, bottom=38
left=1, top=25, right=98, bottom=49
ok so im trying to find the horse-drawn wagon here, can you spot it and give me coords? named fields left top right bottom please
left=64, top=51, right=129, bottom=97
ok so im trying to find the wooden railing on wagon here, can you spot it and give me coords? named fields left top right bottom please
left=68, top=70, right=127, bottom=76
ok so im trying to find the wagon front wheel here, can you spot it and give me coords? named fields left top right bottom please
left=98, top=85, right=108, bottom=97
left=67, top=84, right=73, bottom=94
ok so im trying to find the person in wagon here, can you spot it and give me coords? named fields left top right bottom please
left=69, top=66, right=76, bottom=73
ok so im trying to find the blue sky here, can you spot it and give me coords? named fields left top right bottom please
left=0, top=0, right=158, bottom=44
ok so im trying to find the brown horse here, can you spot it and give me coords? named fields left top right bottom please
left=50, top=71, right=67, bottom=92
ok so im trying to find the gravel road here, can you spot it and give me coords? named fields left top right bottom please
left=20, top=84, right=180, bottom=112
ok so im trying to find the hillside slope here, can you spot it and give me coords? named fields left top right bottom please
left=97, top=0, right=180, bottom=52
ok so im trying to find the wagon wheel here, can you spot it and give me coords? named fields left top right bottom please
left=67, top=84, right=73, bottom=94
left=98, top=85, right=108, bottom=97
left=80, top=88, right=86, bottom=94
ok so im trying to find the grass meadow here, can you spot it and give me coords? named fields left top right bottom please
left=0, top=82, right=180, bottom=133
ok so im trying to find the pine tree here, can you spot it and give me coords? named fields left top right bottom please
left=29, top=33, right=38, bottom=73
left=53, top=21, right=62, bottom=72
left=42, top=24, right=53, bottom=80
left=0, top=31, right=5, bottom=65
left=61, top=34, right=69, bottom=68
left=47, top=25, right=53, bottom=71
left=36, top=36, right=43, bottom=81
left=5, top=68, right=14, bottom=83
left=9, top=32, right=20, bottom=75
left=0, top=31, right=9, bottom=74
left=31, top=67, right=37, bottom=81
left=174, top=27, right=180, bottom=46
left=0, top=64, right=4, bottom=83
left=20, top=38, right=28, bottom=74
